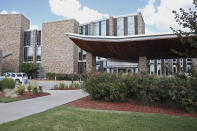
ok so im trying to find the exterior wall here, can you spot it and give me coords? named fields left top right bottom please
left=0, top=14, right=30, bottom=73
left=0, top=50, right=2, bottom=74
left=41, top=19, right=79, bottom=75
left=137, top=12, right=145, bottom=35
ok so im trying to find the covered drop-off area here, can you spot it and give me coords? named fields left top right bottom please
left=66, top=33, right=197, bottom=72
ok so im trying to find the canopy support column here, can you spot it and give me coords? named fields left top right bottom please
left=86, top=52, right=96, bottom=72
left=139, top=56, right=148, bottom=72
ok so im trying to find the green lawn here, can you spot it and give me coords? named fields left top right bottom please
left=0, top=106, right=197, bottom=131
left=0, top=96, right=18, bottom=103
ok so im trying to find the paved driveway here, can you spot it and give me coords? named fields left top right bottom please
left=0, top=81, right=88, bottom=124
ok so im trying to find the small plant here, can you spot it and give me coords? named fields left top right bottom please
left=53, top=84, right=59, bottom=89
left=38, top=86, right=43, bottom=93
left=27, top=85, right=32, bottom=92
left=17, top=85, right=25, bottom=95
left=32, top=87, right=38, bottom=95
left=59, top=81, right=65, bottom=88
left=69, top=82, right=80, bottom=88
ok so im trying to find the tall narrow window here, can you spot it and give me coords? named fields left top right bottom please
left=117, top=17, right=124, bottom=36
left=87, top=24, right=91, bottom=35
left=101, top=20, right=106, bottom=36
left=94, top=22, right=99, bottom=36
left=128, top=16, right=135, bottom=35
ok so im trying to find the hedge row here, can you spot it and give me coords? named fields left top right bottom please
left=82, top=72, right=197, bottom=112
left=46, top=72, right=88, bottom=81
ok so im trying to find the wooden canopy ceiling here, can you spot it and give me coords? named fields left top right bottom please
left=67, top=33, right=196, bottom=61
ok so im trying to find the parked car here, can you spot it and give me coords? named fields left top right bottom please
left=1, top=72, right=28, bottom=85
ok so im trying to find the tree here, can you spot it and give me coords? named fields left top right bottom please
left=19, top=63, right=39, bottom=78
left=171, top=0, right=197, bottom=58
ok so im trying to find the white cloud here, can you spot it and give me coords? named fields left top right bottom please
left=0, top=10, right=19, bottom=14
left=30, top=25, right=39, bottom=30
left=0, top=10, right=8, bottom=14
left=49, top=0, right=109, bottom=24
left=11, top=11, right=18, bottom=14
left=138, top=0, right=194, bottom=34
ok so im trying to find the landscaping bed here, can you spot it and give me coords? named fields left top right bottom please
left=51, top=88, right=81, bottom=90
left=67, top=96, right=197, bottom=118
left=0, top=91, right=50, bottom=103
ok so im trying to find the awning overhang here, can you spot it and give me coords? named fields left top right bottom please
left=66, top=33, right=197, bottom=61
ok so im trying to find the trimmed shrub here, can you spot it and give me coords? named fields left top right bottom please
left=46, top=73, right=55, bottom=80
left=38, top=86, right=43, bottom=93
left=0, top=78, right=15, bottom=90
left=46, top=73, right=88, bottom=81
left=82, top=72, right=197, bottom=112
left=59, top=82, right=66, bottom=88
left=27, top=85, right=32, bottom=92
left=32, top=87, right=38, bottom=95
left=53, top=84, right=59, bottom=89
left=17, top=85, right=25, bottom=95
left=69, top=82, right=80, bottom=88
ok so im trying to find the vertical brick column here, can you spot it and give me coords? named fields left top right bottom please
left=139, top=56, right=147, bottom=72
left=86, top=52, right=96, bottom=72
left=0, top=50, right=2, bottom=74
left=109, top=16, right=114, bottom=36
left=137, top=12, right=145, bottom=35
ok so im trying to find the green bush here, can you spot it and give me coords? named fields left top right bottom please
left=38, top=86, right=43, bottom=93
left=46, top=73, right=55, bottom=80
left=69, top=82, right=80, bottom=88
left=27, top=85, right=32, bottom=92
left=32, top=87, right=38, bottom=95
left=59, top=82, right=66, bottom=88
left=83, top=73, right=128, bottom=101
left=82, top=72, right=197, bottom=112
left=0, top=78, right=16, bottom=90
left=17, top=85, right=25, bottom=95
left=46, top=73, right=88, bottom=81
left=53, top=84, right=59, bottom=89
left=19, top=63, right=39, bottom=78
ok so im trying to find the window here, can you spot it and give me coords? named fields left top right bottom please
left=36, top=46, right=41, bottom=61
left=17, top=74, right=22, bottom=77
left=87, top=24, right=91, bottom=35
left=82, top=26, right=86, bottom=35
left=12, top=74, right=15, bottom=77
left=128, top=16, right=135, bottom=35
left=173, top=67, right=177, bottom=73
left=94, top=22, right=99, bottom=36
left=117, top=17, right=124, bottom=36
left=101, top=20, right=106, bottom=36
left=30, top=31, right=34, bottom=46
left=150, top=64, right=154, bottom=75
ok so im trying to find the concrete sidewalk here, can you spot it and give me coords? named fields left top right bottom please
left=0, top=89, right=88, bottom=124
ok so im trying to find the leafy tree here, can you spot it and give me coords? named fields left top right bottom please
left=19, top=63, right=39, bottom=78
left=171, top=0, right=197, bottom=58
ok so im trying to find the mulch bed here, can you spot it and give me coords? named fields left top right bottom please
left=51, top=88, right=81, bottom=90
left=66, top=96, right=197, bottom=118
left=0, top=91, right=50, bottom=100
left=18, top=92, right=50, bottom=100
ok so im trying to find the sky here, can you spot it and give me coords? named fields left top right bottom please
left=0, top=0, right=195, bottom=34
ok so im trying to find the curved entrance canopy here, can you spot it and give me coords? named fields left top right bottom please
left=66, top=33, right=196, bottom=61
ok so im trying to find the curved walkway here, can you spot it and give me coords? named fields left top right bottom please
left=0, top=87, right=88, bottom=124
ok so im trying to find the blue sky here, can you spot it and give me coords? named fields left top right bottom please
left=0, top=0, right=194, bottom=34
